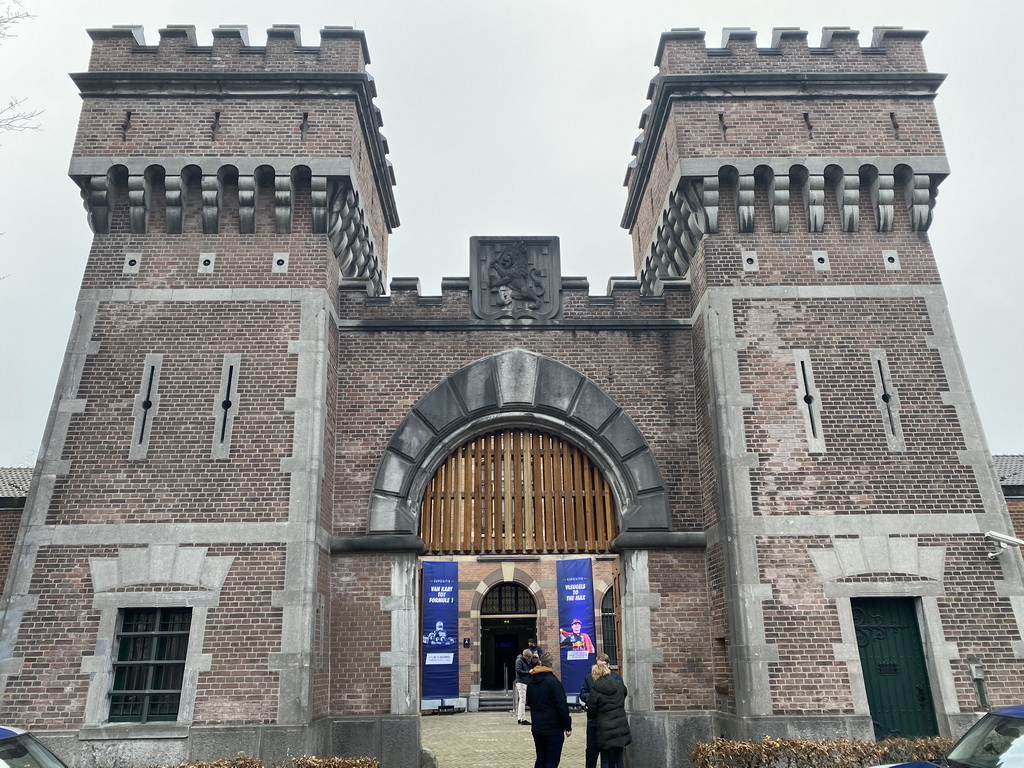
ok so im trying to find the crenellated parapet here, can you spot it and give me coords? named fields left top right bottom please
left=655, top=26, right=929, bottom=75
left=85, top=24, right=370, bottom=74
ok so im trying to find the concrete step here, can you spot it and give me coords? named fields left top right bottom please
left=477, top=693, right=515, bottom=713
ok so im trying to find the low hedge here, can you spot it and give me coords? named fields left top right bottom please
left=692, top=735, right=955, bottom=768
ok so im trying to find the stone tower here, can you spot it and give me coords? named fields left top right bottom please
left=622, top=26, right=1022, bottom=741
left=0, top=24, right=401, bottom=765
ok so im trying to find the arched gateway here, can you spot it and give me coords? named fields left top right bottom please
left=366, top=348, right=672, bottom=537
left=355, top=348, right=684, bottom=712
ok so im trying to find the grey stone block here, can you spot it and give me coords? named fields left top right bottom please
left=333, top=718, right=381, bottom=758
left=78, top=738, right=190, bottom=768
left=416, top=381, right=466, bottom=432
left=719, top=713, right=873, bottom=741
left=496, top=349, right=539, bottom=405
left=667, top=711, right=716, bottom=768
left=189, top=727, right=260, bottom=761
left=259, top=726, right=311, bottom=765
left=536, top=357, right=583, bottom=412
left=625, top=451, right=664, bottom=492
left=390, top=413, right=434, bottom=462
left=368, top=493, right=417, bottom=535
left=375, top=451, right=414, bottom=495
left=380, top=715, right=421, bottom=767
left=622, top=492, right=670, bottom=531
left=569, top=381, right=618, bottom=431
left=451, top=359, right=499, bottom=413
left=627, top=712, right=669, bottom=768
left=602, top=410, right=646, bottom=459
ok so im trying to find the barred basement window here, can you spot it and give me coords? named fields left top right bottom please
left=109, top=607, right=192, bottom=723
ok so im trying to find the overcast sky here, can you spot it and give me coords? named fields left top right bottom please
left=0, top=0, right=1020, bottom=468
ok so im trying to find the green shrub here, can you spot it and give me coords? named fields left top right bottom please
left=691, top=735, right=955, bottom=768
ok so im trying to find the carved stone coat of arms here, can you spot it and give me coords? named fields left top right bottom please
left=469, top=236, right=561, bottom=323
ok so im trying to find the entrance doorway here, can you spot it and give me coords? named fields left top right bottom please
left=479, top=583, right=537, bottom=691
left=480, top=618, right=536, bottom=691
left=853, top=597, right=938, bottom=739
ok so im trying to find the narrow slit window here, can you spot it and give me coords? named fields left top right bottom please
left=793, top=350, right=826, bottom=454
left=870, top=349, right=905, bottom=452
left=212, top=353, right=241, bottom=459
left=129, top=354, right=163, bottom=460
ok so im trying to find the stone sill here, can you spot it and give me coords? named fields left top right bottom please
left=79, top=724, right=189, bottom=740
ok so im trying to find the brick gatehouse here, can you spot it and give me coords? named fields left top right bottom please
left=0, top=23, right=1020, bottom=768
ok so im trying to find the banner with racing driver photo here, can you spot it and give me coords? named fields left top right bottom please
left=555, top=557, right=596, bottom=697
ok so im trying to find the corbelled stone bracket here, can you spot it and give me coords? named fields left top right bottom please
left=78, top=173, right=115, bottom=234
left=128, top=174, right=151, bottom=234
left=639, top=184, right=704, bottom=296
left=328, top=178, right=383, bottom=296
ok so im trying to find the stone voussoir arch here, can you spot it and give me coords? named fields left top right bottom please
left=470, top=567, right=547, bottom=615
left=367, top=348, right=670, bottom=538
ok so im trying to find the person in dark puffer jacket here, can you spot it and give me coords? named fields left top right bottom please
left=585, top=663, right=630, bottom=768
left=525, top=652, right=572, bottom=767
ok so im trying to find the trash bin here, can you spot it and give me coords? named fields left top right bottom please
left=468, top=684, right=480, bottom=712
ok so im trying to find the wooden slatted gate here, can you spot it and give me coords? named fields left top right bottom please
left=420, top=428, right=616, bottom=554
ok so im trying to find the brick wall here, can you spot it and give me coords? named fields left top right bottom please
left=330, top=554, right=392, bottom=714
left=0, top=505, right=23, bottom=590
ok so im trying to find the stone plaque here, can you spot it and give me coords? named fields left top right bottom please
left=469, top=236, right=561, bottom=323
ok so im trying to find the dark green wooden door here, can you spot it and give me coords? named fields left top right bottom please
left=853, top=597, right=938, bottom=739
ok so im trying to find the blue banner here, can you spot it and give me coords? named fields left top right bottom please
left=555, top=558, right=596, bottom=697
left=422, top=561, right=459, bottom=699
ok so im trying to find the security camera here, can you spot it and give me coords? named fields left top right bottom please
left=985, top=531, right=1024, bottom=547
left=985, top=531, right=1024, bottom=559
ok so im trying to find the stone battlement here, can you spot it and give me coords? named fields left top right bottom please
left=85, top=24, right=369, bottom=74
left=656, top=26, right=929, bottom=75
left=338, top=275, right=692, bottom=324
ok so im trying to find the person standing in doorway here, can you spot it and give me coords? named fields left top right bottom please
left=526, top=652, right=572, bottom=767
left=579, top=653, right=621, bottom=768
left=585, top=664, right=630, bottom=768
left=515, top=648, right=534, bottom=725
left=528, top=637, right=542, bottom=658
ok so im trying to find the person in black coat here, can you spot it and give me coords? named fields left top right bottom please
left=585, top=664, right=630, bottom=768
left=525, top=652, right=572, bottom=767
left=579, top=653, right=622, bottom=768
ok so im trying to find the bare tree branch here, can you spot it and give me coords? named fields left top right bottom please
left=0, top=2, right=32, bottom=39
left=0, top=96, right=40, bottom=132
left=0, top=2, right=40, bottom=136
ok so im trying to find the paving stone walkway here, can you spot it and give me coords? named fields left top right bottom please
left=421, top=710, right=588, bottom=768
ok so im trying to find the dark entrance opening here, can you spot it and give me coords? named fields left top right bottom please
left=853, top=596, right=939, bottom=739
left=480, top=618, right=536, bottom=691
left=480, top=583, right=537, bottom=692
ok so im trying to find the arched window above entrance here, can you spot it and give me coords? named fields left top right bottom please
left=481, top=583, right=536, bottom=616
left=419, top=428, right=617, bottom=554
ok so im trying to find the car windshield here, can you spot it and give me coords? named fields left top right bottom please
left=947, top=714, right=1024, bottom=768
left=0, top=734, right=68, bottom=768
